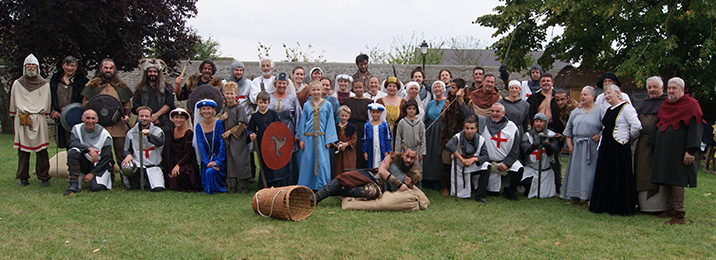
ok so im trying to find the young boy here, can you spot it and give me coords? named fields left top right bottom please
left=363, top=103, right=392, bottom=169
left=444, top=116, right=491, bottom=203
left=247, top=91, right=286, bottom=188
left=221, top=82, right=251, bottom=194
left=297, top=81, right=338, bottom=190
left=394, top=99, right=426, bottom=169
left=333, top=105, right=357, bottom=178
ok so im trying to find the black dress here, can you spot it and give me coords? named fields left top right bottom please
left=589, top=103, right=637, bottom=215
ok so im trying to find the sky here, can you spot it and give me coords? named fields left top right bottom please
left=186, top=0, right=505, bottom=63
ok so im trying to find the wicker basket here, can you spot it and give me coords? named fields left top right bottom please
left=251, top=185, right=316, bottom=221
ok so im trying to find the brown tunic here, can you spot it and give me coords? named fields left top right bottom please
left=333, top=123, right=357, bottom=178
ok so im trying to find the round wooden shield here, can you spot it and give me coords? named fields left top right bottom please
left=261, top=122, right=294, bottom=170
left=60, top=103, right=84, bottom=131
left=188, top=84, right=223, bottom=114
left=86, top=94, right=123, bottom=127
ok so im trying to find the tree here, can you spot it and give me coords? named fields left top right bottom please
left=191, top=35, right=222, bottom=60
left=281, top=42, right=326, bottom=63
left=445, top=36, right=487, bottom=65
left=475, top=0, right=716, bottom=118
left=0, top=0, right=199, bottom=133
left=367, top=33, right=444, bottom=65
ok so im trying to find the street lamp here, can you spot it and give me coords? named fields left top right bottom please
left=420, top=40, right=428, bottom=70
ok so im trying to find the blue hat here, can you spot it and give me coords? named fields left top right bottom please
left=367, top=103, right=385, bottom=111
left=196, top=99, right=217, bottom=109
left=277, top=72, right=287, bottom=81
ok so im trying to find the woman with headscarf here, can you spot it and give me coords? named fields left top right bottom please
left=309, top=67, right=323, bottom=82
left=193, top=99, right=227, bottom=194
left=269, top=72, right=302, bottom=185
left=589, top=85, right=641, bottom=215
left=332, top=74, right=355, bottom=105
left=423, top=80, right=448, bottom=191
left=562, top=86, right=602, bottom=206
left=499, top=80, right=530, bottom=135
left=404, top=81, right=426, bottom=121
left=164, top=108, right=202, bottom=192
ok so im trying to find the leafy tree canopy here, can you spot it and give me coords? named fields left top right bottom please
left=0, top=0, right=199, bottom=76
left=475, top=0, right=716, bottom=98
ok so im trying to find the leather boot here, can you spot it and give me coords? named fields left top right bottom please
left=665, top=211, right=686, bottom=225
left=315, top=179, right=342, bottom=203
left=63, top=178, right=80, bottom=196
left=228, top=177, right=237, bottom=194
left=239, top=179, right=249, bottom=194
left=656, top=208, right=673, bottom=218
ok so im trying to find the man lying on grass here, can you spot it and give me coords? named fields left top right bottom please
left=314, top=148, right=422, bottom=203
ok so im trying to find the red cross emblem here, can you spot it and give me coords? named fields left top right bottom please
left=143, top=146, right=156, bottom=159
left=491, top=132, right=508, bottom=148
left=530, top=149, right=544, bottom=161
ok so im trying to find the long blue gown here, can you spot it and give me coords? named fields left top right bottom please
left=297, top=99, right=337, bottom=190
left=196, top=120, right=227, bottom=194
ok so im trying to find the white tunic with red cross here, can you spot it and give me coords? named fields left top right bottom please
left=481, top=121, right=523, bottom=192
left=125, top=123, right=165, bottom=189
left=522, top=129, right=556, bottom=198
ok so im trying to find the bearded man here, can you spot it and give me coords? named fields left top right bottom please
left=175, top=59, right=223, bottom=102
left=351, top=54, right=375, bottom=82
left=461, top=74, right=502, bottom=117
left=223, top=60, right=254, bottom=118
left=121, top=106, right=166, bottom=192
left=132, top=58, right=175, bottom=133
left=10, top=54, right=52, bottom=186
left=650, top=77, right=703, bottom=224
left=81, top=58, right=133, bottom=182
left=482, top=103, right=524, bottom=201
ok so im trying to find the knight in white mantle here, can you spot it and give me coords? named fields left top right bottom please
left=122, top=106, right=166, bottom=191
left=481, top=103, right=524, bottom=200
left=63, top=109, right=114, bottom=196
left=520, top=113, right=560, bottom=198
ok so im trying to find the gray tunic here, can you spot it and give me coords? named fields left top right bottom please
left=224, top=104, right=252, bottom=179
left=499, top=98, right=530, bottom=135
left=561, top=106, right=602, bottom=200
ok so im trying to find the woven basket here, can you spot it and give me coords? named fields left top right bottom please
left=251, top=185, right=316, bottom=221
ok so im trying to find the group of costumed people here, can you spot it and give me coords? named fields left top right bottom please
left=11, top=53, right=705, bottom=222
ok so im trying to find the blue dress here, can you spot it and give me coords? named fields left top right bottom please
left=363, top=121, right=392, bottom=168
left=423, top=99, right=445, bottom=181
left=196, top=120, right=227, bottom=194
left=297, top=99, right=338, bottom=190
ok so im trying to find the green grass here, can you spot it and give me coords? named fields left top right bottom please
left=2, top=134, right=715, bottom=259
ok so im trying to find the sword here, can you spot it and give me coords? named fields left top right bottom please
left=138, top=128, right=145, bottom=192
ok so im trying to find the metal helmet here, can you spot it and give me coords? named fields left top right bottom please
left=120, top=161, right=136, bottom=177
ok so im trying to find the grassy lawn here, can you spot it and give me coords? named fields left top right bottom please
left=1, top=134, right=715, bottom=259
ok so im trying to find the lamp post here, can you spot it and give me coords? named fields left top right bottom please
left=420, top=40, right=428, bottom=71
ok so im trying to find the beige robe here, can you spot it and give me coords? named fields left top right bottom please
left=10, top=80, right=51, bottom=152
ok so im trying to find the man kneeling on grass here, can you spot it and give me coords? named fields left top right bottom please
left=64, top=109, right=113, bottom=196
left=445, top=116, right=492, bottom=203
left=121, top=106, right=166, bottom=192
left=314, top=148, right=421, bottom=203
